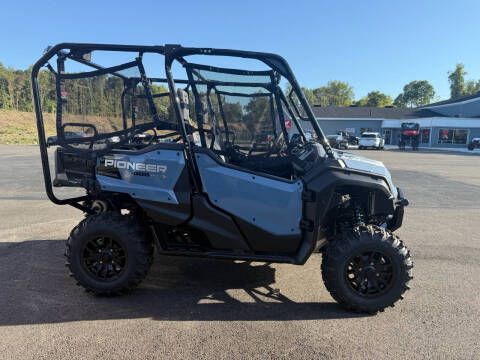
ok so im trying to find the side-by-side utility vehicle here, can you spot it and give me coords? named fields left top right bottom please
left=399, top=122, right=420, bottom=151
left=31, top=43, right=412, bottom=313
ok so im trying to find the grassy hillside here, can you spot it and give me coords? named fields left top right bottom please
left=0, top=110, right=170, bottom=144
left=0, top=110, right=55, bottom=144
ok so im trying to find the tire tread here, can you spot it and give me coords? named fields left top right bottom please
left=65, top=212, right=153, bottom=296
left=321, top=225, right=413, bottom=314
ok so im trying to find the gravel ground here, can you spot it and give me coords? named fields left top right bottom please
left=0, top=145, right=479, bottom=359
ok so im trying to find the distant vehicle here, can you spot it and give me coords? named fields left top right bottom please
left=326, top=134, right=348, bottom=149
left=399, top=123, right=420, bottom=151
left=326, top=131, right=358, bottom=149
left=468, top=138, right=480, bottom=151
left=337, top=131, right=359, bottom=146
left=304, top=131, right=314, bottom=141
left=358, top=132, right=384, bottom=150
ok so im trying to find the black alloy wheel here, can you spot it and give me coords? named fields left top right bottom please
left=344, top=251, right=393, bottom=297
left=82, top=236, right=127, bottom=281
left=321, top=225, right=413, bottom=313
left=66, top=212, right=153, bottom=295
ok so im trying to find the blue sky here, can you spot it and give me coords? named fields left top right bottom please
left=1, top=0, right=479, bottom=100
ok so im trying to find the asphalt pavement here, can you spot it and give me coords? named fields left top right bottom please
left=0, top=145, right=479, bottom=359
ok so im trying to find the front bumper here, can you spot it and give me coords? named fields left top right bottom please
left=388, top=187, right=408, bottom=231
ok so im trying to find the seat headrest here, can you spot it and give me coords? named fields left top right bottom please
left=177, top=89, right=190, bottom=121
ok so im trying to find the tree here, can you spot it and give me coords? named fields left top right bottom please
left=395, top=80, right=435, bottom=107
left=393, top=93, right=406, bottom=107
left=355, top=91, right=393, bottom=107
left=243, top=96, right=270, bottom=136
left=312, top=80, right=354, bottom=107
left=285, top=84, right=316, bottom=105
left=464, top=79, right=480, bottom=96
left=448, top=63, right=466, bottom=99
left=301, top=87, right=316, bottom=105
left=0, top=75, right=11, bottom=109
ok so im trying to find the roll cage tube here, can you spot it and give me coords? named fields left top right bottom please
left=164, top=46, right=334, bottom=158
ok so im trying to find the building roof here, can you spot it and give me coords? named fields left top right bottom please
left=420, top=92, right=480, bottom=117
left=312, top=106, right=437, bottom=119
left=313, top=92, right=480, bottom=119
left=420, top=91, right=480, bottom=107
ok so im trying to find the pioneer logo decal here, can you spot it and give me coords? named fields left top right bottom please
left=104, top=159, right=167, bottom=174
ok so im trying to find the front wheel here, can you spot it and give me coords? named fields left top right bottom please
left=321, top=225, right=413, bottom=313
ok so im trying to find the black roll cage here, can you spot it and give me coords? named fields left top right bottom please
left=31, top=43, right=332, bottom=210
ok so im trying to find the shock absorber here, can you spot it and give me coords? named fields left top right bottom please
left=352, top=203, right=365, bottom=228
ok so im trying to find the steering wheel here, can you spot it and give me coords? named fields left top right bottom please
left=131, top=128, right=157, bottom=146
left=289, top=133, right=308, bottom=157
left=289, top=133, right=304, bottom=148
left=262, top=133, right=287, bottom=158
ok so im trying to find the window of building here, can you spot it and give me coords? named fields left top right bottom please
left=360, top=127, right=373, bottom=134
left=421, top=128, right=430, bottom=144
left=438, top=129, right=468, bottom=144
left=453, top=129, right=468, bottom=144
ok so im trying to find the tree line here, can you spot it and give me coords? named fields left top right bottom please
left=0, top=61, right=478, bottom=114
left=0, top=62, right=172, bottom=123
left=300, top=63, right=480, bottom=108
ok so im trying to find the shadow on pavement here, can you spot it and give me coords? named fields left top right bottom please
left=0, top=239, right=364, bottom=325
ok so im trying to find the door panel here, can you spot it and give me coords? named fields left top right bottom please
left=97, top=148, right=186, bottom=204
left=383, top=129, right=392, bottom=145
left=195, top=152, right=303, bottom=237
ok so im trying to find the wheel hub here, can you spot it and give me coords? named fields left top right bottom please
left=345, top=251, right=394, bottom=297
left=100, top=249, right=113, bottom=263
left=82, top=237, right=126, bottom=281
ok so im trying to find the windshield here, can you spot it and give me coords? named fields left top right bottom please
left=402, top=123, right=419, bottom=130
left=361, top=133, right=379, bottom=138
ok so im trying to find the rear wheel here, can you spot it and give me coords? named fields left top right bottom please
left=321, top=225, right=413, bottom=313
left=65, top=212, right=153, bottom=295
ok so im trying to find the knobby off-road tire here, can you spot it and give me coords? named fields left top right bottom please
left=65, top=212, right=154, bottom=295
left=321, top=225, right=413, bottom=313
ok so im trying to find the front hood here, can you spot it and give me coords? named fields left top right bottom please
left=334, top=150, right=397, bottom=197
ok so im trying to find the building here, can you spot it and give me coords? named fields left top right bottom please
left=312, top=93, right=480, bottom=148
